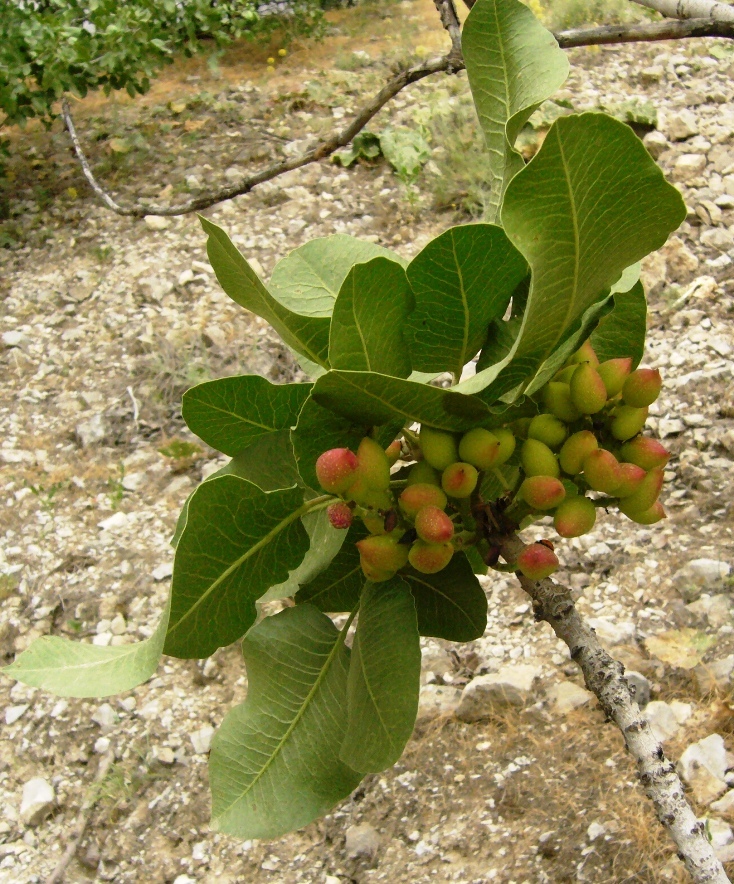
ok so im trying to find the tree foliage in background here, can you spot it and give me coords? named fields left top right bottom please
left=0, top=0, right=323, bottom=129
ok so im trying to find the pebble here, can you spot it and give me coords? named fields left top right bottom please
left=152, top=562, right=174, bottom=582
left=643, top=700, right=692, bottom=742
left=416, top=684, right=461, bottom=722
left=75, top=413, right=109, bottom=448
left=642, top=130, right=668, bottom=159
left=455, top=665, right=541, bottom=721
left=190, top=726, right=214, bottom=755
left=625, top=671, right=651, bottom=708
left=673, top=559, right=732, bottom=602
left=666, top=109, right=699, bottom=140
left=91, top=703, right=117, bottom=730
left=673, top=154, right=707, bottom=181
left=586, top=617, right=636, bottom=646
left=345, top=823, right=380, bottom=860
left=547, top=681, right=593, bottom=714
left=19, top=778, right=55, bottom=826
left=679, top=734, right=729, bottom=804
left=695, top=655, right=734, bottom=692
left=587, top=821, right=606, bottom=841
left=4, top=704, right=29, bottom=725
left=98, top=512, right=130, bottom=532
left=1, top=330, right=25, bottom=349
left=144, top=215, right=171, bottom=230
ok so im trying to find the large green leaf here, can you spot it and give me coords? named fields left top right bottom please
left=3, top=603, right=168, bottom=699
left=312, top=370, right=490, bottom=431
left=406, top=224, right=527, bottom=377
left=341, top=579, right=420, bottom=773
left=403, top=554, right=488, bottom=641
left=330, top=257, right=414, bottom=377
left=182, top=376, right=311, bottom=457
left=261, top=506, right=346, bottom=602
left=591, top=280, right=647, bottom=369
left=209, top=605, right=361, bottom=838
left=269, top=235, right=406, bottom=318
left=457, top=113, right=686, bottom=405
left=295, top=522, right=368, bottom=612
left=462, top=0, right=569, bottom=221
left=164, top=477, right=311, bottom=659
left=201, top=217, right=330, bottom=368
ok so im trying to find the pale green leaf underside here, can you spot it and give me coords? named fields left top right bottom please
left=591, top=280, right=647, bottom=368
left=330, top=257, right=414, bottom=377
left=341, top=579, right=420, bottom=773
left=457, top=113, right=686, bottom=404
left=164, top=477, right=309, bottom=659
left=200, top=217, right=330, bottom=368
left=182, top=375, right=311, bottom=457
left=4, top=602, right=169, bottom=699
left=406, top=223, right=527, bottom=377
left=269, top=235, right=406, bottom=318
left=210, top=605, right=361, bottom=838
left=463, top=0, right=569, bottom=222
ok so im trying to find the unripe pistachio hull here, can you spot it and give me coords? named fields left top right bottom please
left=459, top=427, right=501, bottom=470
left=559, top=431, right=598, bottom=476
left=420, top=426, right=459, bottom=471
left=554, top=496, right=596, bottom=537
left=521, top=439, right=560, bottom=478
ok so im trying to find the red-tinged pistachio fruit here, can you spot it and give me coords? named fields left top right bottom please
left=615, top=462, right=647, bottom=498
left=414, top=506, right=455, bottom=544
left=408, top=539, right=454, bottom=574
left=315, top=447, right=359, bottom=494
left=385, top=440, right=402, bottom=466
left=559, top=431, right=598, bottom=476
left=554, top=496, right=596, bottom=538
left=619, top=436, right=670, bottom=470
left=528, top=414, right=568, bottom=450
left=493, top=427, right=516, bottom=465
left=609, top=405, right=649, bottom=442
left=419, top=425, right=459, bottom=471
left=399, top=483, right=448, bottom=519
left=519, top=476, right=566, bottom=510
left=542, top=382, right=582, bottom=423
left=521, top=439, right=560, bottom=479
left=623, top=368, right=662, bottom=408
left=583, top=449, right=622, bottom=494
left=623, top=500, right=666, bottom=525
left=361, top=561, right=396, bottom=582
left=567, top=340, right=599, bottom=366
left=597, top=357, right=633, bottom=398
left=516, top=543, right=559, bottom=580
left=327, top=501, right=353, bottom=530
left=458, top=427, right=501, bottom=470
left=570, top=363, right=608, bottom=415
left=406, top=461, right=441, bottom=487
left=441, top=462, right=479, bottom=498
left=356, top=533, right=409, bottom=574
left=618, top=467, right=664, bottom=515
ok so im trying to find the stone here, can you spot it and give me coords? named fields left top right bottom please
left=152, top=562, right=173, bottom=582
left=644, top=700, right=692, bottom=742
left=417, top=684, right=462, bottom=722
left=711, top=790, right=734, bottom=815
left=144, top=215, right=171, bottom=230
left=98, top=512, right=130, bottom=532
left=91, top=703, right=116, bottom=730
left=1, top=330, right=25, bottom=349
left=455, top=665, right=541, bottom=721
left=695, top=655, right=734, bottom=693
left=686, top=594, right=732, bottom=629
left=20, top=778, right=55, bottom=826
left=640, top=66, right=664, bottom=85
left=548, top=681, right=593, bottom=714
left=659, top=236, right=699, bottom=281
left=587, top=617, right=636, bottom=646
left=707, top=817, right=733, bottom=849
left=345, top=823, right=380, bottom=861
left=587, top=821, right=606, bottom=841
left=641, top=251, right=667, bottom=294
left=666, top=109, right=698, bottom=141
left=190, top=726, right=214, bottom=755
left=75, top=413, right=108, bottom=448
left=679, top=734, right=729, bottom=805
left=700, top=228, right=734, bottom=252
left=5, top=704, right=29, bottom=725
left=625, top=671, right=651, bottom=708
left=672, top=154, right=706, bottom=181
left=674, top=559, right=731, bottom=602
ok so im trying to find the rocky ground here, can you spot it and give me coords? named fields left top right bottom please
left=1, top=3, right=734, bottom=882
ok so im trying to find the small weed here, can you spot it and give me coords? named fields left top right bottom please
left=0, top=573, right=19, bottom=601
left=158, top=439, right=202, bottom=460
left=108, top=463, right=126, bottom=509
left=25, top=480, right=67, bottom=511
left=537, top=0, right=650, bottom=30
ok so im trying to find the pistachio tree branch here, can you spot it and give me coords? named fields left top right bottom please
left=630, top=0, right=734, bottom=22
left=65, top=14, right=733, bottom=218
left=498, top=532, right=730, bottom=884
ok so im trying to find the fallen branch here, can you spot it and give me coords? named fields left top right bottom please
left=498, top=533, right=730, bottom=884
left=64, top=15, right=733, bottom=219
left=45, top=751, right=115, bottom=884
left=631, top=0, right=734, bottom=22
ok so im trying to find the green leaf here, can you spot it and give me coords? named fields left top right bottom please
left=402, top=554, right=488, bottom=642
left=4, top=603, right=168, bottom=699
left=333, top=131, right=382, bottom=167
left=164, top=477, right=311, bottom=659
left=268, top=235, right=406, bottom=318
left=340, top=579, right=420, bottom=773
left=182, top=375, right=311, bottom=456
left=462, top=0, right=569, bottom=221
left=591, top=281, right=647, bottom=369
left=209, top=605, right=361, bottom=838
left=406, top=224, right=527, bottom=377
left=458, top=113, right=686, bottom=405
left=479, top=461, right=521, bottom=503
left=295, top=522, right=368, bottom=612
left=330, top=257, right=414, bottom=377
left=312, top=370, right=490, bottom=432
left=379, top=126, right=430, bottom=180
left=200, top=217, right=330, bottom=368
left=261, top=506, right=347, bottom=602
